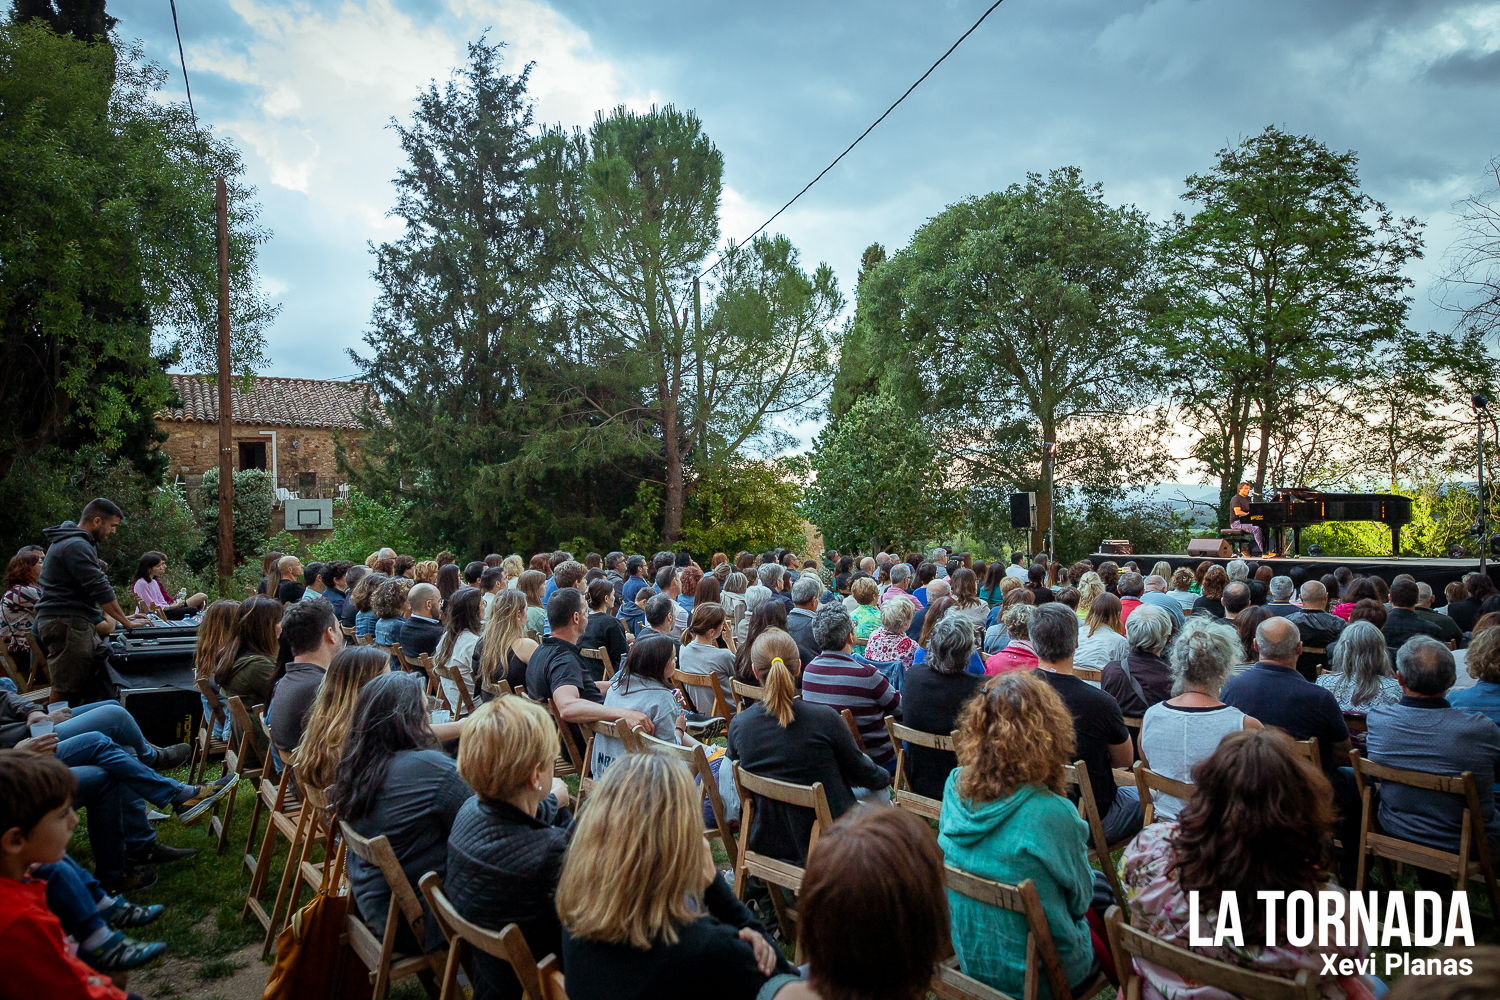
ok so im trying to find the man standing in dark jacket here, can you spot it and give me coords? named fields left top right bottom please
left=35, top=499, right=147, bottom=704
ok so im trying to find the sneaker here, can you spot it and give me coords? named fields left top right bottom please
left=79, top=930, right=167, bottom=972
left=123, top=840, right=199, bottom=867
left=145, top=808, right=170, bottom=822
left=98, top=869, right=157, bottom=895
left=174, top=777, right=235, bottom=824
left=101, top=898, right=165, bottom=929
left=149, top=742, right=192, bottom=772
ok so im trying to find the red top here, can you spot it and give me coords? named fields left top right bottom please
left=0, top=876, right=127, bottom=1000
left=1119, top=597, right=1143, bottom=623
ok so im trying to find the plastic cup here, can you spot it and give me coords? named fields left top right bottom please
left=47, top=701, right=68, bottom=714
left=28, top=720, right=54, bottom=738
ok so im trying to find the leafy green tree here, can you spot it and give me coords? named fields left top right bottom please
left=1156, top=126, right=1423, bottom=516
left=799, top=391, right=963, bottom=553
left=0, top=20, right=274, bottom=540
left=13, top=0, right=114, bottom=43
left=190, top=468, right=273, bottom=570
left=679, top=459, right=807, bottom=557
left=845, top=167, right=1165, bottom=551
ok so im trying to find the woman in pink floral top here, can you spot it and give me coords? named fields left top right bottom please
left=0, top=550, right=43, bottom=655
left=864, top=595, right=918, bottom=669
left=1119, top=728, right=1379, bottom=1000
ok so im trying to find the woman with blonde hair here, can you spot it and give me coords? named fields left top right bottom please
left=446, top=696, right=572, bottom=1000
left=727, top=630, right=889, bottom=865
left=413, top=559, right=438, bottom=584
left=476, top=589, right=539, bottom=697
left=517, top=569, right=548, bottom=634
left=1073, top=592, right=1128, bottom=670
left=292, top=645, right=390, bottom=792
left=849, top=576, right=881, bottom=640
left=940, top=671, right=1110, bottom=998
left=501, top=554, right=524, bottom=589
left=1074, top=572, right=1104, bottom=622
left=864, top=596, right=918, bottom=671
left=558, top=755, right=792, bottom=996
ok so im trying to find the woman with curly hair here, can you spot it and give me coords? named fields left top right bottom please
left=1121, top=728, right=1377, bottom=999
left=939, top=670, right=1113, bottom=998
left=0, top=549, right=43, bottom=655
left=1192, top=565, right=1229, bottom=618
left=350, top=571, right=388, bottom=638
left=371, top=576, right=412, bottom=651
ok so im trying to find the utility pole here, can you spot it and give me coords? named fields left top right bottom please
left=693, top=278, right=705, bottom=466
left=216, top=178, right=235, bottom=595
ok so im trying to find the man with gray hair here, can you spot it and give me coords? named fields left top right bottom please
left=787, top=575, right=823, bottom=667
left=1285, top=580, right=1345, bottom=649
left=1226, top=558, right=1249, bottom=582
left=1102, top=604, right=1173, bottom=716
left=1221, top=617, right=1351, bottom=773
left=757, top=562, right=791, bottom=613
left=1412, top=581, right=1464, bottom=646
left=804, top=603, right=900, bottom=766
left=882, top=561, right=914, bottom=605
left=1367, top=636, right=1500, bottom=897
left=1117, top=571, right=1145, bottom=623
left=1138, top=574, right=1185, bottom=631
left=1030, top=602, right=1141, bottom=843
left=1266, top=576, right=1298, bottom=617
left=930, top=547, right=949, bottom=578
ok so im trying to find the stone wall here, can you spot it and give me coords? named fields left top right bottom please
left=159, top=421, right=366, bottom=497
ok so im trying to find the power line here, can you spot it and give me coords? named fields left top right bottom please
left=696, top=0, right=1008, bottom=281
left=167, top=0, right=198, bottom=127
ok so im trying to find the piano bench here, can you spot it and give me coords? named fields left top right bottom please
left=1218, top=528, right=1254, bottom=556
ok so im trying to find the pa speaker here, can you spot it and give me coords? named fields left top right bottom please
left=1187, top=538, right=1231, bottom=558
left=118, top=686, right=203, bottom=747
left=1009, top=492, right=1036, bottom=529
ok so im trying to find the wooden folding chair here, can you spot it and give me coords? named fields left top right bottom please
left=24, top=632, right=50, bottom=688
left=356, top=633, right=376, bottom=646
left=524, top=629, right=541, bottom=642
left=215, top=697, right=266, bottom=856
left=1293, top=737, right=1320, bottom=767
left=1134, top=762, right=1196, bottom=827
left=1073, top=666, right=1102, bottom=684
left=339, top=821, right=448, bottom=999
left=1343, top=713, right=1368, bottom=736
left=538, top=954, right=568, bottom=1000
left=730, top=678, right=764, bottom=711
left=545, top=699, right=586, bottom=777
left=1105, top=905, right=1317, bottom=999
left=419, top=653, right=455, bottom=715
left=576, top=719, right=640, bottom=798
left=839, top=708, right=867, bottom=753
left=580, top=646, right=614, bottom=684
left=241, top=720, right=303, bottom=933
left=342, top=625, right=356, bottom=639
left=675, top=670, right=733, bottom=738
left=482, top=678, right=514, bottom=699
left=428, top=657, right=476, bottom=717
left=730, top=763, right=834, bottom=945
left=190, top=679, right=229, bottom=785
left=263, top=779, right=342, bottom=958
left=883, top=716, right=954, bottom=823
left=1350, top=752, right=1500, bottom=916
left=633, top=728, right=737, bottom=859
left=419, top=872, right=553, bottom=1000
left=0, top=645, right=34, bottom=694
left=392, top=642, right=417, bottom=673
left=929, top=955, right=1011, bottom=1000
left=1063, top=762, right=1126, bottom=910
left=943, top=864, right=1109, bottom=1000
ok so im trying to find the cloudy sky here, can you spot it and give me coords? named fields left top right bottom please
left=115, top=0, right=1499, bottom=401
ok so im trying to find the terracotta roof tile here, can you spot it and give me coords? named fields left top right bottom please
left=159, top=374, right=384, bottom=429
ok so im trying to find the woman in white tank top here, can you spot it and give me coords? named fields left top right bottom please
left=1139, top=617, right=1263, bottom=822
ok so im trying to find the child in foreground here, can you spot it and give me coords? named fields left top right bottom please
left=0, top=749, right=155, bottom=1000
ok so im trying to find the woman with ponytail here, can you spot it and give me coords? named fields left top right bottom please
left=726, top=629, right=889, bottom=865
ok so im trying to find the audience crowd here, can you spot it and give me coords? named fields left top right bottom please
left=4, top=504, right=1500, bottom=1000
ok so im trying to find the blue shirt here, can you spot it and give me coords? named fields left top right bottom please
left=1221, top=661, right=1349, bottom=771
left=544, top=576, right=557, bottom=600
left=622, top=576, right=646, bottom=606
left=1450, top=681, right=1500, bottom=729
left=1139, top=591, right=1185, bottom=631
left=912, top=645, right=986, bottom=676
left=913, top=587, right=929, bottom=608
left=354, top=609, right=377, bottom=637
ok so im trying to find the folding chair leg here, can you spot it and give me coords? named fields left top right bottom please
left=241, top=787, right=269, bottom=875
left=261, top=813, right=314, bottom=957
left=766, top=882, right=796, bottom=944
left=214, top=780, right=242, bottom=856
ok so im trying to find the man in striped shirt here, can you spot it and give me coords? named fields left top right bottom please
left=803, top=604, right=901, bottom=769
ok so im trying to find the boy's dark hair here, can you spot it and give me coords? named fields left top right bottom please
left=463, top=561, right=484, bottom=585
left=675, top=550, right=692, bottom=567
left=480, top=566, right=505, bottom=591
left=393, top=554, right=415, bottom=577
left=281, top=598, right=338, bottom=657
left=304, top=561, right=325, bottom=586
left=80, top=497, right=124, bottom=523
left=547, top=587, right=586, bottom=629
left=625, top=555, right=646, bottom=578
left=0, top=750, right=76, bottom=836
left=320, top=560, right=353, bottom=588
left=484, top=554, right=503, bottom=567
left=645, top=594, right=675, bottom=628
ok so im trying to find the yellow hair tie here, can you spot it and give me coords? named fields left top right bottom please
left=771, top=657, right=785, bottom=669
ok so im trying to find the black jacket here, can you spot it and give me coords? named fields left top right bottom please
left=785, top=607, right=820, bottom=669
left=1284, top=608, right=1346, bottom=649
left=447, top=796, right=573, bottom=1000
left=900, top=664, right=982, bottom=799
left=1101, top=651, right=1173, bottom=717
left=36, top=523, right=114, bottom=625
left=580, top=612, right=630, bottom=683
left=560, top=874, right=793, bottom=1000
left=400, top=616, right=445, bottom=662
left=1383, top=607, right=1445, bottom=651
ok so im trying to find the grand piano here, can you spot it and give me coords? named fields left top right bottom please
left=1247, top=489, right=1413, bottom=557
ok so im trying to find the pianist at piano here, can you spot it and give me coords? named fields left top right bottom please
left=1246, top=488, right=1414, bottom=558
left=1229, top=483, right=1264, bottom=555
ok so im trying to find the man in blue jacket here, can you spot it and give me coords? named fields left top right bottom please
left=34, top=498, right=147, bottom=705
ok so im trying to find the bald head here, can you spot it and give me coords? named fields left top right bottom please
left=1254, top=616, right=1302, bottom=664
left=408, top=582, right=440, bottom=617
left=1299, top=580, right=1327, bottom=609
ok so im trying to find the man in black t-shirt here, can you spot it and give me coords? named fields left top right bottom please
left=1029, top=603, right=1142, bottom=844
left=1229, top=482, right=1263, bottom=555
left=525, top=588, right=653, bottom=749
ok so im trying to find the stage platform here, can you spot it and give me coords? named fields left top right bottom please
left=1087, top=553, right=1499, bottom=592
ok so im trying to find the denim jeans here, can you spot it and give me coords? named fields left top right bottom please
left=35, top=854, right=107, bottom=940
left=56, top=702, right=158, bottom=765
left=61, top=731, right=190, bottom=879
left=1101, top=785, right=1144, bottom=844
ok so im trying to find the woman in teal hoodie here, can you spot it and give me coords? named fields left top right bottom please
left=938, top=671, right=1103, bottom=999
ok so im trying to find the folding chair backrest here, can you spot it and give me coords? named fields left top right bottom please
left=340, top=821, right=428, bottom=946
left=1106, top=906, right=1317, bottom=1000
left=432, top=657, right=476, bottom=717
left=419, top=872, right=545, bottom=1000
left=839, top=708, right=867, bottom=752
left=1343, top=713, right=1368, bottom=735
left=730, top=678, right=764, bottom=711
left=944, top=864, right=1073, bottom=1000
left=25, top=632, right=50, bottom=685
left=1134, top=762, right=1196, bottom=827
left=392, top=643, right=415, bottom=672
left=1073, top=666, right=1102, bottom=684
left=884, top=716, right=954, bottom=822
left=545, top=699, right=586, bottom=776
left=731, top=763, right=835, bottom=945
left=225, top=695, right=265, bottom=770
left=196, top=678, right=227, bottom=729
left=482, top=678, right=514, bottom=699
left=635, top=728, right=737, bottom=859
left=1062, top=762, right=1125, bottom=908
left=733, top=764, right=834, bottom=864
left=419, top=653, right=455, bottom=714
left=1293, top=737, right=1319, bottom=767
left=580, top=646, right=614, bottom=683
left=675, top=669, right=733, bottom=720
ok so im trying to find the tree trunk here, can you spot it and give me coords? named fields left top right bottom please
left=1033, top=422, right=1054, bottom=556
left=662, top=390, right=683, bottom=545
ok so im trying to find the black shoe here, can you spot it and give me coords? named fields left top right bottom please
left=124, top=841, right=199, bottom=867
left=99, top=869, right=157, bottom=894
left=149, top=742, right=192, bottom=772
